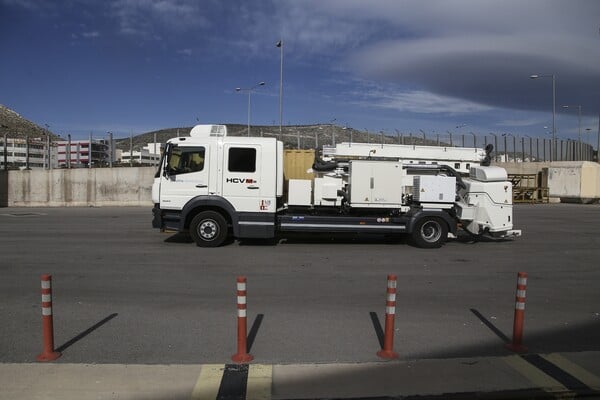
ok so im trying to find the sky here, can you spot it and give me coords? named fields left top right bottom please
left=1, top=0, right=599, bottom=146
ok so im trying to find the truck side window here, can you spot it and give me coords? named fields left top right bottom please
left=228, top=148, right=256, bottom=172
left=168, top=146, right=205, bottom=175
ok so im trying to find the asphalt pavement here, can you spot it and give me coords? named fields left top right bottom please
left=1, top=204, right=599, bottom=398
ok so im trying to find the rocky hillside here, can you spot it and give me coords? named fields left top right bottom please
left=116, top=124, right=439, bottom=151
left=0, top=103, right=440, bottom=150
left=0, top=105, right=58, bottom=139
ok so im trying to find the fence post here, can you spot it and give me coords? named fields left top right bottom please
left=36, top=274, right=61, bottom=362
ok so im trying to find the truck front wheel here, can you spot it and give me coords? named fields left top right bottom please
left=190, top=211, right=228, bottom=247
left=411, top=217, right=448, bottom=249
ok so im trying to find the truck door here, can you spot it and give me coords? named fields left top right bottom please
left=159, top=144, right=209, bottom=210
left=222, top=144, right=263, bottom=212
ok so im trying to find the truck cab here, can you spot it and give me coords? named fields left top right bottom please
left=152, top=124, right=283, bottom=246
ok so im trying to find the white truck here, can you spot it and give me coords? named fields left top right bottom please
left=152, top=125, right=521, bottom=248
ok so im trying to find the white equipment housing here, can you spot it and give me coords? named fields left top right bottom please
left=457, top=166, right=514, bottom=234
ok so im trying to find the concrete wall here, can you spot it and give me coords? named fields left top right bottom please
left=7, top=167, right=155, bottom=207
left=5, top=161, right=599, bottom=207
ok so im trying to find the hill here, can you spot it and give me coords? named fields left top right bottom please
left=0, top=103, right=441, bottom=150
left=0, top=105, right=59, bottom=139
left=115, top=123, right=439, bottom=151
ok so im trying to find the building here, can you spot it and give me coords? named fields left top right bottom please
left=55, top=139, right=111, bottom=168
left=1, top=137, right=50, bottom=169
left=119, top=143, right=162, bottom=165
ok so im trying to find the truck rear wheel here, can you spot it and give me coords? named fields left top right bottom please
left=190, top=211, right=228, bottom=247
left=411, top=217, right=448, bottom=249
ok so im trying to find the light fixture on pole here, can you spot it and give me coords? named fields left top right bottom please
left=236, top=82, right=266, bottom=137
left=530, top=74, right=556, bottom=161
left=276, top=40, right=284, bottom=137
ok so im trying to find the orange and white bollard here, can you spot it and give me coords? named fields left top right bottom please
left=505, top=272, right=528, bottom=353
left=36, top=274, right=61, bottom=362
left=377, top=274, right=399, bottom=359
left=231, top=276, right=253, bottom=363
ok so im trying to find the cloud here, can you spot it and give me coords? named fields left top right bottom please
left=497, top=118, right=545, bottom=128
left=177, top=48, right=192, bottom=56
left=348, top=85, right=492, bottom=115
left=111, top=0, right=211, bottom=37
left=81, top=31, right=100, bottom=38
left=232, top=0, right=600, bottom=116
left=0, top=0, right=44, bottom=10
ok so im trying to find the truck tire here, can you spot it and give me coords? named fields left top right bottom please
left=411, top=217, right=448, bottom=249
left=189, top=211, right=228, bottom=247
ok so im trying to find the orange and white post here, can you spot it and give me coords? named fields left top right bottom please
left=505, top=272, right=528, bottom=353
left=36, top=274, right=61, bottom=362
left=231, top=276, right=254, bottom=363
left=377, top=274, right=399, bottom=359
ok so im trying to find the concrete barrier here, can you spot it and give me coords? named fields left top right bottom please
left=548, top=162, right=600, bottom=204
left=7, top=167, right=155, bottom=207
left=498, top=161, right=600, bottom=203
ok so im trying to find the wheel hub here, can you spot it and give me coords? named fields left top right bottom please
left=421, top=221, right=441, bottom=243
left=199, top=220, right=218, bottom=240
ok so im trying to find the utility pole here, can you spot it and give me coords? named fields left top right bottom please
left=276, top=40, right=284, bottom=137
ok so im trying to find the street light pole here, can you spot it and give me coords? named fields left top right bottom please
left=276, top=40, right=283, bottom=137
left=1, top=124, right=10, bottom=170
left=524, top=135, right=532, bottom=161
left=597, top=113, right=600, bottom=163
left=44, top=123, right=51, bottom=170
left=3, top=132, right=7, bottom=170
left=489, top=133, right=498, bottom=161
left=503, top=133, right=516, bottom=162
left=236, top=82, right=265, bottom=137
left=530, top=74, right=556, bottom=161
left=469, top=132, right=476, bottom=148
left=562, top=105, right=582, bottom=160
left=446, top=131, right=453, bottom=147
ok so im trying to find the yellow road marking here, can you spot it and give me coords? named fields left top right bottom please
left=191, top=364, right=224, bottom=400
left=247, top=364, right=272, bottom=400
left=503, top=355, right=568, bottom=394
left=543, top=354, right=600, bottom=390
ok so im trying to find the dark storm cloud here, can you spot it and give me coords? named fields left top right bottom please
left=340, top=1, right=600, bottom=116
